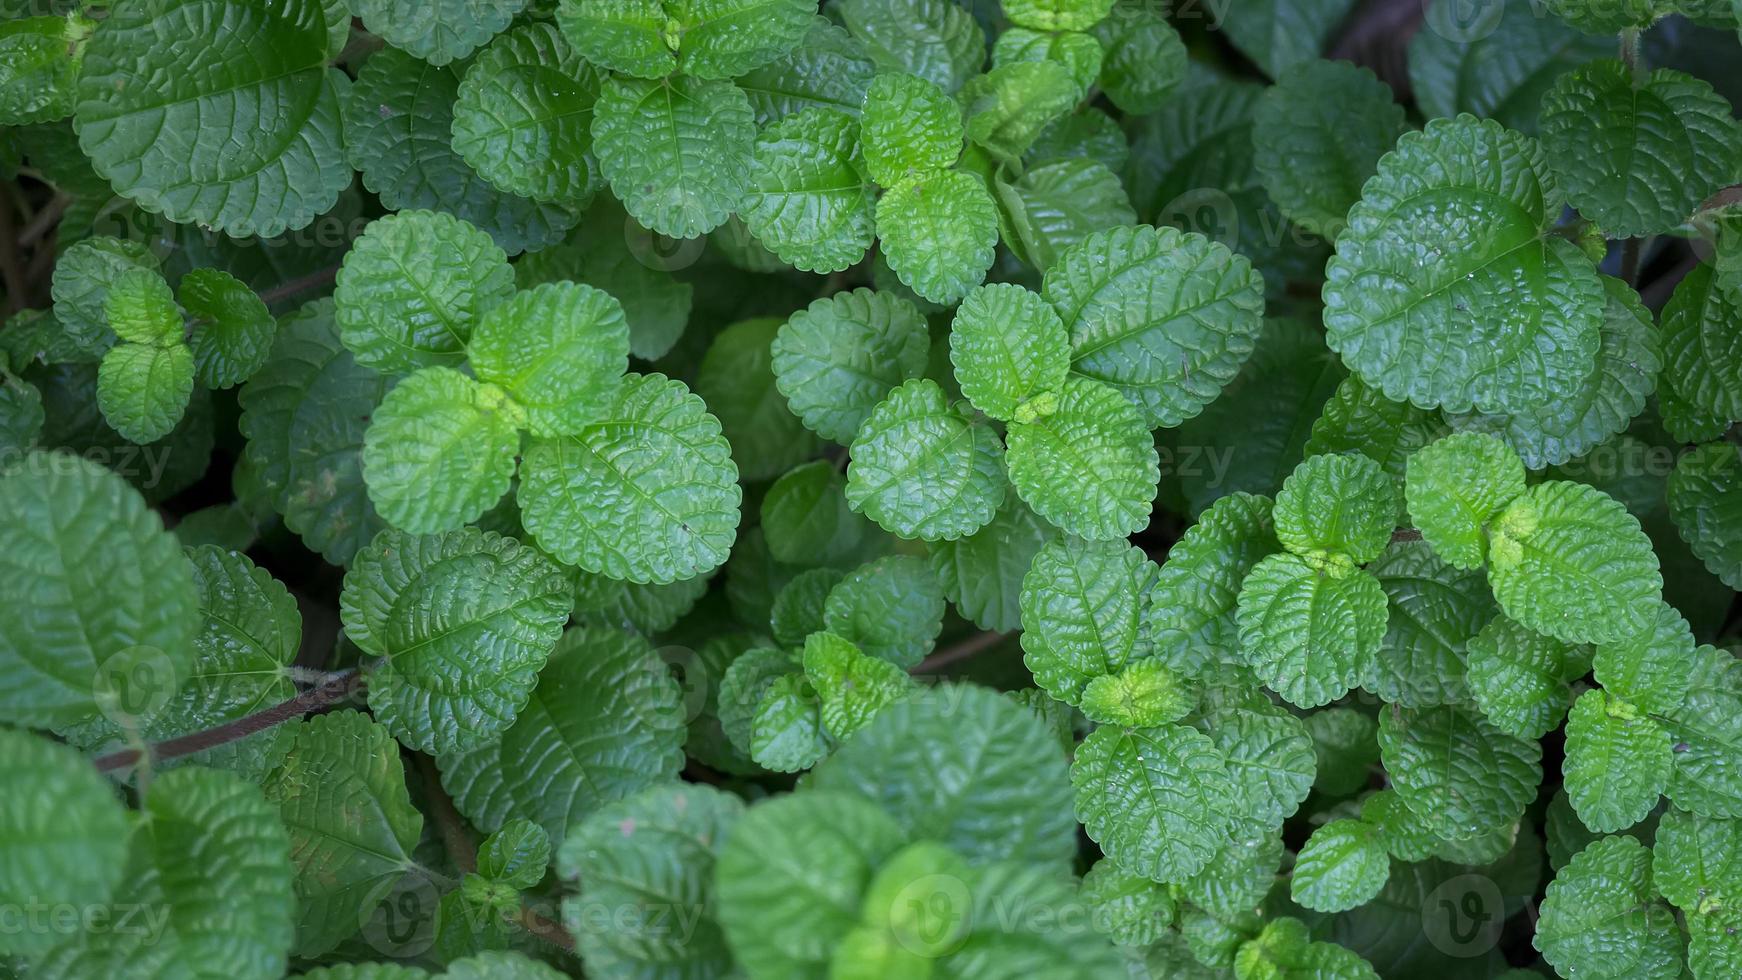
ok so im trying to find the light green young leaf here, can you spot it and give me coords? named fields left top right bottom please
left=520, top=372, right=741, bottom=583
left=1448, top=275, right=1661, bottom=468
left=1488, top=480, right=1662, bottom=644
left=1365, top=538, right=1497, bottom=708
left=261, top=710, right=424, bottom=957
left=875, top=169, right=1000, bottom=305
left=1149, top=492, right=1280, bottom=674
left=1003, top=0, right=1113, bottom=30
left=845, top=377, right=1006, bottom=541
left=334, top=210, right=516, bottom=373
left=991, top=26, right=1103, bottom=94
left=49, top=236, right=159, bottom=359
left=928, top=497, right=1059, bottom=632
left=1564, top=689, right=1672, bottom=833
left=559, top=783, right=742, bottom=978
left=823, top=554, right=945, bottom=668
left=993, top=156, right=1137, bottom=273
left=347, top=0, right=524, bottom=64
left=97, top=340, right=194, bottom=445
left=1535, top=835, right=1685, bottom=980
left=0, top=729, right=130, bottom=957
left=1235, top=553, right=1386, bottom=708
left=451, top=23, right=601, bottom=205
left=1080, top=659, right=1195, bottom=728
left=361, top=368, right=519, bottom=534
left=1466, top=615, right=1587, bottom=740
left=696, top=317, right=822, bottom=482
left=1324, top=115, right=1604, bottom=415
left=75, top=0, right=350, bottom=236
left=1542, top=0, right=1693, bottom=36
left=344, top=49, right=579, bottom=255
left=0, top=452, right=197, bottom=729
left=1669, top=441, right=1742, bottom=590
left=717, top=646, right=800, bottom=760
left=713, top=791, right=906, bottom=977
left=1405, top=431, right=1528, bottom=570
left=1408, top=0, right=1611, bottom=135
left=1234, top=917, right=1379, bottom=980
left=772, top=287, right=930, bottom=444
left=1252, top=59, right=1408, bottom=239
left=737, top=17, right=876, bottom=124
left=1089, top=1, right=1186, bottom=114
left=802, top=630, right=912, bottom=740
left=949, top=282, right=1071, bottom=421
left=1045, top=224, right=1266, bottom=428
left=180, top=268, right=275, bottom=389
left=515, top=210, right=694, bottom=360
left=837, top=0, right=986, bottom=93
left=1378, top=703, right=1543, bottom=842
left=1006, top=376, right=1159, bottom=540
left=812, top=684, right=1078, bottom=864
left=741, top=107, right=875, bottom=274
left=750, top=671, right=831, bottom=772
left=960, top=60, right=1080, bottom=163
left=341, top=527, right=572, bottom=753
left=1019, top=535, right=1154, bottom=704
left=1593, top=600, right=1697, bottom=716
left=1657, top=644, right=1742, bottom=819
left=1291, top=819, right=1390, bottom=913
left=104, top=267, right=180, bottom=347
left=860, top=72, right=962, bottom=186
left=592, top=74, right=754, bottom=239
left=1072, top=723, right=1236, bottom=883
left=1541, top=60, right=1742, bottom=237
left=469, top=281, right=630, bottom=438
left=1272, top=453, right=1398, bottom=564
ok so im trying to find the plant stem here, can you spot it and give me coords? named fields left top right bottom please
left=1391, top=527, right=1422, bottom=543
left=15, top=194, right=70, bottom=249
left=0, top=189, right=29, bottom=315
left=912, top=631, right=1009, bottom=673
left=417, top=754, right=478, bottom=875
left=1619, top=28, right=1643, bottom=79
left=256, top=264, right=340, bottom=307
left=92, top=669, right=362, bottom=773
left=1620, top=236, right=1642, bottom=287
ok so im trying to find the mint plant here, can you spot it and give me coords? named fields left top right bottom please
left=3, top=0, right=1742, bottom=978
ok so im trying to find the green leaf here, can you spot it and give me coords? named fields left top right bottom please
left=1365, top=538, right=1497, bottom=708
left=772, top=287, right=930, bottom=444
left=559, top=783, right=742, bottom=978
left=36, top=766, right=294, bottom=979
left=0, top=452, right=196, bottom=729
left=860, top=72, right=962, bottom=186
left=572, top=568, right=709, bottom=634
left=515, top=209, right=694, bottom=361
left=1564, top=688, right=1673, bottom=833
left=1653, top=805, right=1742, bottom=913
left=1045, top=224, right=1267, bottom=428
left=1408, top=0, right=1611, bottom=135
left=714, top=791, right=907, bottom=977
left=1324, top=115, right=1604, bottom=414
left=844, top=377, right=1006, bottom=541
left=261, top=710, right=423, bottom=958
left=1234, top=917, right=1379, bottom=980
left=519, top=372, right=741, bottom=583
left=993, top=157, right=1138, bottom=273
left=1306, top=708, right=1380, bottom=797
left=1448, top=275, right=1661, bottom=468
left=1252, top=59, right=1407, bottom=239
left=1291, top=819, right=1390, bottom=913
left=751, top=671, right=831, bottom=772
left=948, top=282, right=1071, bottom=422
left=1305, top=378, right=1450, bottom=488
left=1089, top=1, right=1186, bottom=114
left=737, top=17, right=876, bottom=124
left=97, top=340, right=194, bottom=445
left=1080, top=659, right=1195, bottom=728
left=1003, top=0, right=1113, bottom=30
left=811, top=684, right=1079, bottom=865
left=592, top=74, right=755, bottom=239
left=1466, top=615, right=1587, bottom=740
left=1006, top=376, right=1159, bottom=540
left=1487, top=480, right=1662, bottom=644
left=696, top=317, right=822, bottom=482
left=1405, top=431, right=1528, bottom=570
left=488, top=627, right=688, bottom=842
left=445, top=952, right=568, bottom=979
left=992, top=26, right=1104, bottom=95
left=837, top=0, right=986, bottom=93
left=1148, top=492, right=1279, bottom=675
left=717, top=646, right=798, bottom=760
left=0, top=728, right=130, bottom=957
left=1669, top=441, right=1742, bottom=590
left=0, top=16, right=83, bottom=126
left=1192, top=695, right=1317, bottom=835
left=1659, top=263, right=1742, bottom=442
left=927, top=497, right=1059, bottom=632
left=1019, top=535, right=1154, bottom=704
left=1183, top=830, right=1285, bottom=921
left=960, top=60, right=1080, bottom=163
left=1081, top=857, right=1175, bottom=946
left=49, top=236, right=158, bottom=359
left=1378, top=704, right=1543, bottom=842
left=74, top=0, right=349, bottom=236
left=347, top=0, right=524, bottom=64
left=1594, top=599, right=1698, bottom=715
left=344, top=47, right=579, bottom=255
left=361, top=368, right=520, bottom=534
left=1541, top=60, right=1742, bottom=236
left=772, top=569, right=847, bottom=647
left=1273, top=453, right=1398, bottom=564
left=341, top=527, right=572, bottom=753
left=180, top=268, right=275, bottom=389
left=823, top=554, right=945, bottom=668
left=1220, top=0, right=1360, bottom=78
left=875, top=169, right=1000, bottom=305
left=104, top=267, right=180, bottom=347
left=802, top=630, right=912, bottom=740
left=761, top=462, right=875, bottom=567
left=741, top=107, right=876, bottom=274
left=1235, top=553, right=1386, bottom=708
left=238, top=299, right=395, bottom=565
left=451, top=23, right=601, bottom=205
left=552, top=0, right=672, bottom=77
left=1072, top=723, right=1236, bottom=883
left=333, top=210, right=516, bottom=373
left=469, top=281, right=630, bottom=438
left=1657, top=644, right=1742, bottom=819
left=1535, top=836, right=1685, bottom=980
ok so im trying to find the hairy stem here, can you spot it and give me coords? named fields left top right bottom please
left=15, top=193, right=70, bottom=249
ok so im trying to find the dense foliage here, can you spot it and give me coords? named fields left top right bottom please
left=2, top=0, right=1742, bottom=977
